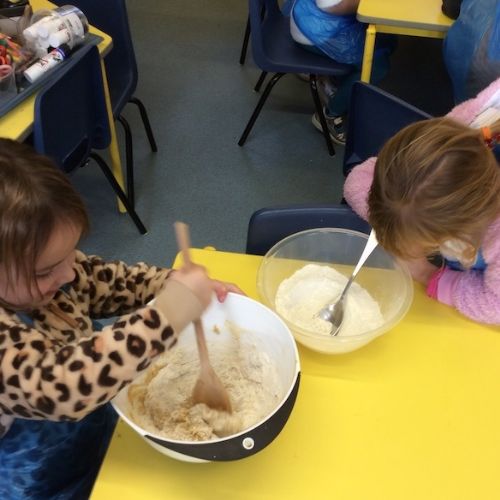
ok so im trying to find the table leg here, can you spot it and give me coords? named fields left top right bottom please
left=361, top=24, right=377, bottom=83
left=100, top=59, right=126, bottom=213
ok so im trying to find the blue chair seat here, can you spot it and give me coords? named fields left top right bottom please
left=260, top=11, right=352, bottom=75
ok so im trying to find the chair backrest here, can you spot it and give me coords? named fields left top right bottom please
left=248, top=0, right=291, bottom=71
left=249, top=0, right=280, bottom=58
left=53, top=0, right=137, bottom=117
left=343, top=82, right=432, bottom=177
left=246, top=204, right=371, bottom=255
left=33, top=44, right=110, bottom=173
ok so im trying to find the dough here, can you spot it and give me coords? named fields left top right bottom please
left=128, top=322, right=283, bottom=441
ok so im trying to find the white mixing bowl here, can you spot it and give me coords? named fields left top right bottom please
left=112, top=293, right=300, bottom=462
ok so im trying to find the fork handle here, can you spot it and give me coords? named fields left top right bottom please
left=339, top=274, right=355, bottom=302
left=351, top=229, right=378, bottom=278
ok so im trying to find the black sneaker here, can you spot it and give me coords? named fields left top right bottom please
left=311, top=110, right=346, bottom=146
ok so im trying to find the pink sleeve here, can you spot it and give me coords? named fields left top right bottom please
left=428, top=268, right=460, bottom=306
left=429, top=220, right=500, bottom=324
left=343, top=158, right=376, bottom=222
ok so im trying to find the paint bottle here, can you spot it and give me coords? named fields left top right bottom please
left=23, top=44, right=70, bottom=83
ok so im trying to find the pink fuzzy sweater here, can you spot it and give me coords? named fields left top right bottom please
left=344, top=77, right=500, bottom=324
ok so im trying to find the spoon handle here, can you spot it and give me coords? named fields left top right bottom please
left=174, top=221, right=193, bottom=269
left=351, top=229, right=378, bottom=278
left=174, top=222, right=211, bottom=367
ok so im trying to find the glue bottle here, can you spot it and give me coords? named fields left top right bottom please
left=23, top=44, right=71, bottom=83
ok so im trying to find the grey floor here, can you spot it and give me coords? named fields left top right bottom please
left=76, top=0, right=454, bottom=269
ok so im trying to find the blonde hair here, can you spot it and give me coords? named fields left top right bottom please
left=368, top=117, right=500, bottom=262
left=0, top=139, right=89, bottom=295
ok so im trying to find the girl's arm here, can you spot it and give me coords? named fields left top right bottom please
left=342, top=157, right=376, bottom=221
left=316, top=0, right=360, bottom=15
left=72, top=252, right=243, bottom=319
left=72, top=251, right=170, bottom=318
left=427, top=220, right=500, bottom=324
left=0, top=253, right=243, bottom=423
left=0, top=277, right=205, bottom=422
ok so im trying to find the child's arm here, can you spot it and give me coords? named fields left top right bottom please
left=343, top=157, right=376, bottom=221
left=72, top=251, right=170, bottom=319
left=0, top=279, right=204, bottom=423
left=316, top=0, right=360, bottom=15
left=427, top=219, right=500, bottom=324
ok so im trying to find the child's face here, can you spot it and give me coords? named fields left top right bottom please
left=0, top=221, right=81, bottom=309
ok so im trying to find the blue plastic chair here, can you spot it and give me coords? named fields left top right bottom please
left=53, top=0, right=158, bottom=207
left=33, top=44, right=147, bottom=234
left=343, top=82, right=432, bottom=177
left=238, top=0, right=352, bottom=156
left=246, top=204, right=370, bottom=255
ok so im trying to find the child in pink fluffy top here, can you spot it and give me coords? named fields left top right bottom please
left=344, top=77, right=500, bottom=324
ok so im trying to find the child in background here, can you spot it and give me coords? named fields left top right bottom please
left=0, top=139, right=241, bottom=498
left=344, top=77, right=500, bottom=324
left=289, top=0, right=393, bottom=144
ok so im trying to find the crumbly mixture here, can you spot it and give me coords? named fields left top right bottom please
left=275, top=264, right=384, bottom=336
left=128, top=322, right=283, bottom=441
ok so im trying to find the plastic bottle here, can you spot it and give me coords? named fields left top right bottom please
left=23, top=44, right=70, bottom=83
left=22, top=6, right=88, bottom=56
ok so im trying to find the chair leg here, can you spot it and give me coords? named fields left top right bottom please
left=254, top=71, right=268, bottom=92
left=128, top=96, right=158, bottom=153
left=239, top=15, right=251, bottom=65
left=90, top=152, right=147, bottom=235
left=117, top=114, right=134, bottom=208
left=309, top=74, right=335, bottom=156
left=238, top=72, right=286, bottom=147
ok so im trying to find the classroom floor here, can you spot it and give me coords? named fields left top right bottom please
left=76, top=0, right=454, bottom=269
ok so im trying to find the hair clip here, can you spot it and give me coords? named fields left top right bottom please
left=481, top=126, right=500, bottom=149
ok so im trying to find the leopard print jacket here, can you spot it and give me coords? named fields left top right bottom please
left=0, top=251, right=175, bottom=438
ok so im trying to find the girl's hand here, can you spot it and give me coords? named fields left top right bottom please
left=169, top=264, right=214, bottom=308
left=211, top=279, right=246, bottom=302
left=402, top=257, right=438, bottom=285
left=168, top=269, right=246, bottom=304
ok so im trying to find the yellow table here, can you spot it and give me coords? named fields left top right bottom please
left=91, top=248, right=500, bottom=500
left=0, top=0, right=126, bottom=210
left=357, top=0, right=454, bottom=82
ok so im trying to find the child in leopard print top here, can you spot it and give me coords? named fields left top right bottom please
left=0, top=139, right=241, bottom=498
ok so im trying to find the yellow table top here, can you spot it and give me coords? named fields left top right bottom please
left=357, top=0, right=453, bottom=32
left=0, top=0, right=112, bottom=141
left=91, top=248, right=500, bottom=500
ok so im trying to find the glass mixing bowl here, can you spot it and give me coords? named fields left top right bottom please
left=257, top=228, right=414, bottom=354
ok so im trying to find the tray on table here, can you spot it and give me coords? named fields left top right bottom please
left=0, top=32, right=102, bottom=117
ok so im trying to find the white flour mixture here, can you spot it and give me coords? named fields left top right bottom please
left=128, top=322, right=283, bottom=441
left=275, top=264, right=384, bottom=336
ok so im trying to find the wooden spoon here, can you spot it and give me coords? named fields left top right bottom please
left=174, top=222, right=232, bottom=413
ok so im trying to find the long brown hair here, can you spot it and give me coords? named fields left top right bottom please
left=368, top=117, right=500, bottom=262
left=0, top=139, right=89, bottom=291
